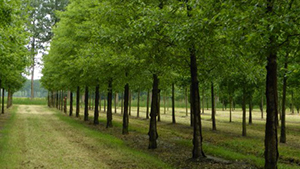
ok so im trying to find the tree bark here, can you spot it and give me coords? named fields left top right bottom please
left=211, top=82, right=216, bottom=131
left=2, top=88, right=4, bottom=114
left=84, top=86, right=89, bottom=121
left=172, top=83, right=176, bottom=124
left=104, top=94, right=106, bottom=113
left=94, top=85, right=99, bottom=125
left=69, top=92, right=73, bottom=116
left=76, top=86, right=80, bottom=117
left=186, top=88, right=188, bottom=116
left=280, top=53, right=288, bottom=143
left=64, top=94, right=67, bottom=113
left=164, top=94, right=166, bottom=114
left=122, top=83, right=129, bottom=134
left=114, top=93, right=117, bottom=114
left=291, top=91, right=294, bottom=114
left=121, top=92, right=124, bottom=115
left=106, top=79, right=113, bottom=128
left=129, top=90, right=131, bottom=116
left=137, top=90, right=140, bottom=118
left=146, top=89, right=150, bottom=119
left=249, top=98, right=252, bottom=124
left=157, top=91, right=161, bottom=122
left=261, top=93, right=264, bottom=119
left=229, top=96, right=232, bottom=122
left=190, top=44, right=205, bottom=158
left=56, top=91, right=59, bottom=109
left=242, top=86, right=246, bottom=136
left=264, top=26, right=279, bottom=169
left=148, top=74, right=159, bottom=149
left=202, top=88, right=205, bottom=114
left=190, top=84, right=193, bottom=127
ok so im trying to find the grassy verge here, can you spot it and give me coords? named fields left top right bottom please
left=12, top=97, right=47, bottom=105
left=0, top=106, right=21, bottom=168
left=54, top=109, right=172, bottom=169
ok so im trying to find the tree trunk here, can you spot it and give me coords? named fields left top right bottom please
left=94, top=85, right=99, bottom=125
left=172, top=83, right=176, bottom=124
left=157, top=91, right=161, bottom=122
left=129, top=90, right=131, bottom=116
left=148, top=74, right=159, bottom=149
left=249, top=98, right=252, bottom=124
left=114, top=93, right=117, bottom=114
left=211, top=82, right=216, bottom=131
left=261, top=93, right=264, bottom=119
left=190, top=84, right=193, bottom=127
left=76, top=86, right=80, bottom=117
left=137, top=90, right=140, bottom=118
left=56, top=91, right=59, bottom=109
left=69, top=92, right=73, bottom=116
left=291, top=91, right=294, bottom=114
left=106, top=79, right=113, bottom=128
left=2, top=88, right=4, bottom=114
left=88, top=92, right=91, bottom=110
left=104, top=95, right=106, bottom=112
left=264, top=28, right=279, bottom=169
left=229, top=96, right=232, bottom=122
left=7, top=90, right=10, bottom=109
left=64, top=94, right=67, bottom=113
left=146, top=89, right=150, bottom=119
left=186, top=88, right=188, bottom=116
left=84, top=86, right=89, bottom=121
left=242, top=86, right=246, bottom=136
left=202, top=88, right=205, bottom=114
left=164, top=94, right=166, bottom=114
left=280, top=53, right=288, bottom=143
left=121, top=92, right=124, bottom=115
left=61, top=90, right=64, bottom=112
left=123, top=83, right=129, bottom=134
left=190, top=44, right=205, bottom=158
left=99, top=93, right=102, bottom=111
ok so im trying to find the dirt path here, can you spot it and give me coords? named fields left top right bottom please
left=5, top=105, right=168, bottom=169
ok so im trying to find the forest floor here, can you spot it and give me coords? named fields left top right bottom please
left=0, top=105, right=299, bottom=169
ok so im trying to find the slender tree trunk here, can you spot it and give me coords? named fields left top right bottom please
left=186, top=88, right=188, bottom=116
left=190, top=84, right=193, bottom=127
left=202, top=88, right=205, bottom=114
left=148, top=74, right=159, bottom=149
left=104, top=95, right=106, bottom=112
left=106, top=79, right=113, bottom=128
left=76, top=86, right=80, bottom=117
left=84, top=86, right=89, bottom=121
left=88, top=92, right=91, bottom=110
left=2, top=88, right=4, bottom=114
left=64, top=94, right=67, bottom=113
left=242, top=86, right=246, bottom=136
left=172, top=83, right=176, bottom=124
left=229, top=96, right=232, bottom=122
left=164, top=94, right=166, bottom=114
left=249, top=98, right=252, bottom=124
left=94, top=85, right=99, bottom=125
left=146, top=89, right=150, bottom=119
left=291, top=91, right=294, bottom=114
left=121, top=92, right=124, bottom=115
left=129, top=90, right=131, bottom=116
left=61, top=90, right=64, bottom=112
left=280, top=53, right=288, bottom=143
left=99, top=93, right=102, bottom=111
left=69, top=92, right=73, bottom=116
left=158, top=91, right=161, bottom=122
left=190, top=44, right=205, bottom=158
left=114, top=93, right=117, bottom=114
left=211, top=82, right=216, bottom=131
left=137, top=90, right=140, bottom=118
left=122, top=83, right=129, bottom=134
left=31, top=45, right=35, bottom=100
left=7, top=90, right=10, bottom=109
left=56, top=91, right=59, bottom=109
left=264, top=29, right=279, bottom=169
left=206, top=97, right=209, bottom=110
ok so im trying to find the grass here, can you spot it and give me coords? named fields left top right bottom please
left=0, top=106, right=21, bottom=169
left=12, top=97, right=47, bottom=105
left=54, top=108, right=172, bottom=169
left=66, top=105, right=300, bottom=169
